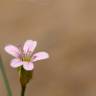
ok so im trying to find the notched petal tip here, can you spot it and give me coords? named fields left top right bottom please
left=23, top=40, right=37, bottom=53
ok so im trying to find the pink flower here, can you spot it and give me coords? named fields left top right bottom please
left=4, top=40, right=49, bottom=71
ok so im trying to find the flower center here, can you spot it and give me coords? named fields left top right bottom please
left=18, top=47, right=33, bottom=62
left=22, top=57, right=31, bottom=62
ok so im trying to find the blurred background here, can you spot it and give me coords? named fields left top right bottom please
left=0, top=0, right=96, bottom=96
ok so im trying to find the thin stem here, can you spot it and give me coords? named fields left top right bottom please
left=0, top=56, right=12, bottom=96
left=21, top=85, right=26, bottom=96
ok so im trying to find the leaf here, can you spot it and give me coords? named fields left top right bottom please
left=0, top=55, right=12, bottom=96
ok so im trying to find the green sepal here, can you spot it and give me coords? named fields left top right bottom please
left=16, top=67, right=21, bottom=75
left=19, top=66, right=33, bottom=87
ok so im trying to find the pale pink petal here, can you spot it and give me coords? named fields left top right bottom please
left=10, top=58, right=23, bottom=68
left=32, top=52, right=49, bottom=62
left=4, top=45, right=20, bottom=57
left=23, top=40, right=37, bottom=53
left=23, top=62, right=34, bottom=71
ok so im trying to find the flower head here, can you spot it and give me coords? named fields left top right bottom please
left=4, top=40, right=49, bottom=71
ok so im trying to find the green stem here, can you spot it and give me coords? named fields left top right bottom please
left=0, top=56, right=12, bottom=96
left=21, top=85, right=26, bottom=96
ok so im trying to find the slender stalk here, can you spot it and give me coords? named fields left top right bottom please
left=21, top=85, right=26, bottom=96
left=0, top=56, right=12, bottom=96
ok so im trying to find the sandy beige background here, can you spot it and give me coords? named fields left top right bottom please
left=0, top=0, right=96, bottom=96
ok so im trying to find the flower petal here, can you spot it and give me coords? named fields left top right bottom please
left=4, top=45, right=20, bottom=57
left=23, top=40, right=37, bottom=53
left=32, top=52, right=49, bottom=62
left=10, top=58, right=23, bottom=68
left=23, top=62, right=34, bottom=71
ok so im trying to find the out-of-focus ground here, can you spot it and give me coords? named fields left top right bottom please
left=0, top=0, right=96, bottom=96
